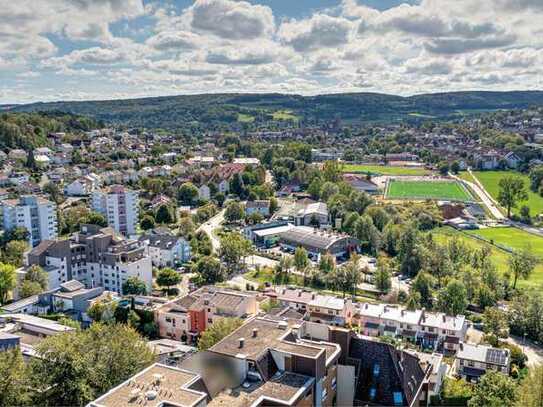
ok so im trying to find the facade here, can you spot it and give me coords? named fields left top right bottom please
left=343, top=174, right=380, bottom=194
left=140, top=233, right=191, bottom=267
left=27, top=224, right=152, bottom=294
left=455, top=342, right=510, bottom=382
left=245, top=200, right=270, bottom=217
left=64, top=175, right=97, bottom=196
left=355, top=303, right=468, bottom=352
left=2, top=195, right=58, bottom=247
left=92, top=185, right=139, bottom=236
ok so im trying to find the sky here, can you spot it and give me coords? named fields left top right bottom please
left=1, top=0, right=542, bottom=104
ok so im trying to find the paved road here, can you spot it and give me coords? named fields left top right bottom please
left=196, top=209, right=225, bottom=253
left=451, top=171, right=506, bottom=220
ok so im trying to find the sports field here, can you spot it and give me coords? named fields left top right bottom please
left=433, top=227, right=543, bottom=288
left=342, top=164, right=430, bottom=176
left=386, top=179, right=472, bottom=201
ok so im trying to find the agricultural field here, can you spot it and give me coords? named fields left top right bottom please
left=237, top=113, right=255, bottom=122
left=271, top=110, right=299, bottom=121
left=433, top=227, right=543, bottom=288
left=342, top=164, right=430, bottom=176
left=386, top=179, right=473, bottom=201
left=467, top=171, right=543, bottom=216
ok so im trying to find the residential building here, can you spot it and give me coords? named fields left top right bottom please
left=245, top=200, right=270, bottom=217
left=155, top=287, right=259, bottom=343
left=355, top=303, right=468, bottom=352
left=92, top=185, right=139, bottom=236
left=2, top=195, right=58, bottom=247
left=64, top=175, right=98, bottom=196
left=27, top=224, right=152, bottom=294
left=455, top=342, right=510, bottom=382
left=198, top=184, right=211, bottom=201
left=140, top=232, right=191, bottom=268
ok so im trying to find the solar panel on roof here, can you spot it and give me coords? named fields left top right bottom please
left=485, top=348, right=507, bottom=365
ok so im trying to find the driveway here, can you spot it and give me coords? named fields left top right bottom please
left=451, top=171, right=505, bottom=220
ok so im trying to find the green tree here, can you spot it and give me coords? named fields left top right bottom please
left=225, top=201, right=244, bottom=222
left=198, top=318, right=243, bottom=350
left=322, top=160, right=342, bottom=183
left=374, top=261, right=392, bottom=293
left=320, top=181, right=339, bottom=202
left=438, top=161, right=449, bottom=176
left=140, top=214, right=155, bottom=230
left=411, top=272, right=435, bottom=308
left=497, top=176, right=528, bottom=218
left=26, top=148, right=36, bottom=171
left=354, top=215, right=381, bottom=255
left=437, top=279, right=468, bottom=315
left=178, top=182, right=199, bottom=205
left=122, top=276, right=148, bottom=295
left=294, top=247, right=310, bottom=285
left=30, top=323, right=154, bottom=406
left=20, top=280, right=43, bottom=298
left=156, top=268, right=182, bottom=293
left=3, top=240, right=28, bottom=267
left=307, top=177, right=323, bottom=199
left=24, top=264, right=48, bottom=290
left=483, top=308, right=509, bottom=344
left=178, top=217, right=195, bottom=237
left=195, top=256, right=224, bottom=284
left=508, top=247, right=539, bottom=289
left=0, top=348, right=30, bottom=406
left=450, top=161, right=461, bottom=174
left=0, top=263, right=16, bottom=304
left=219, top=232, right=252, bottom=272
left=269, top=197, right=278, bottom=214
left=468, top=371, right=517, bottom=407
left=155, top=204, right=175, bottom=224
left=43, top=182, right=63, bottom=204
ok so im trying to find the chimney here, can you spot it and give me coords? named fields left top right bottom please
left=401, top=310, right=405, bottom=316
left=252, top=329, right=258, bottom=338
left=442, top=315, right=446, bottom=323
left=239, top=338, right=245, bottom=348
left=459, top=343, right=463, bottom=351
left=298, top=291, right=302, bottom=297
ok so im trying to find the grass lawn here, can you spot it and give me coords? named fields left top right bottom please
left=237, top=113, right=255, bottom=123
left=469, top=171, right=543, bottom=216
left=342, top=164, right=431, bottom=176
left=272, top=110, right=299, bottom=121
left=466, top=227, right=543, bottom=257
left=432, top=227, right=543, bottom=288
left=386, top=180, right=473, bottom=201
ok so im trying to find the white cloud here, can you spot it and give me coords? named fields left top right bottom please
left=278, top=14, right=354, bottom=52
left=188, top=0, right=275, bottom=40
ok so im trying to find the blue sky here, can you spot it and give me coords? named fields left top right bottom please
left=1, top=0, right=541, bottom=104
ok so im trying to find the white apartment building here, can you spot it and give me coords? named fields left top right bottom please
left=2, top=195, right=58, bottom=247
left=139, top=233, right=191, bottom=268
left=92, top=185, right=139, bottom=236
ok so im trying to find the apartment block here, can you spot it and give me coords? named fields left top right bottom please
left=26, top=224, right=152, bottom=294
left=2, top=195, right=58, bottom=247
left=92, top=185, right=139, bottom=236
